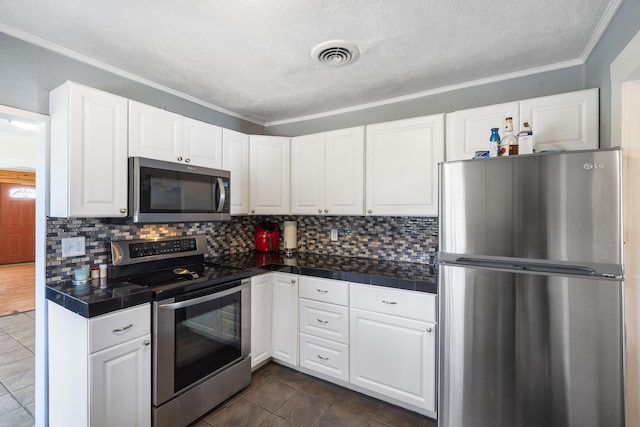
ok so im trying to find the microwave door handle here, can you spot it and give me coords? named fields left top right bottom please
left=216, top=177, right=226, bottom=212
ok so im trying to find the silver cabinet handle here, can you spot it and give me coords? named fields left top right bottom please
left=291, top=279, right=296, bottom=284
left=119, top=208, right=127, bottom=214
left=316, top=319, right=328, bottom=324
left=382, top=300, right=397, bottom=305
left=143, top=340, right=151, bottom=346
left=324, top=209, right=328, bottom=213
left=113, top=324, right=133, bottom=333
left=185, top=158, right=191, bottom=163
left=318, top=209, right=322, bottom=214
left=316, top=289, right=328, bottom=294
left=426, top=327, right=433, bottom=333
left=177, top=156, right=183, bottom=162
left=251, top=210, right=255, bottom=214
left=367, top=209, right=372, bottom=214
left=317, top=355, right=329, bottom=361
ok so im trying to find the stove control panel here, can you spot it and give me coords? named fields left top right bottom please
left=111, top=235, right=207, bottom=266
left=130, top=238, right=198, bottom=258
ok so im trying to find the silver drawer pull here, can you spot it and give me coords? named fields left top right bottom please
left=143, top=340, right=151, bottom=346
left=316, top=319, right=329, bottom=324
left=317, top=355, right=329, bottom=361
left=316, top=289, right=328, bottom=294
left=426, top=327, right=433, bottom=333
left=112, top=324, right=133, bottom=333
left=382, top=300, right=397, bottom=305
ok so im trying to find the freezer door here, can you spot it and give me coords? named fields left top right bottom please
left=438, top=264, right=624, bottom=427
left=439, top=148, right=622, bottom=270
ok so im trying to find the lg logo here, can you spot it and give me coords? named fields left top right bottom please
left=583, top=162, right=605, bottom=170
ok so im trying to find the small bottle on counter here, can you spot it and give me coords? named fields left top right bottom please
left=489, top=128, right=500, bottom=157
left=90, top=265, right=100, bottom=279
left=499, top=117, right=518, bottom=156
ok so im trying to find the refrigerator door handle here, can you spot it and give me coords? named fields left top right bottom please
left=453, top=257, right=603, bottom=277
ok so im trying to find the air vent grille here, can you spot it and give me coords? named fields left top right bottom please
left=311, top=40, right=360, bottom=67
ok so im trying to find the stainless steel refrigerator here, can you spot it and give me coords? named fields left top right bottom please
left=438, top=148, right=625, bottom=427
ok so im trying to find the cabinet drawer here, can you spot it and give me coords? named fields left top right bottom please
left=299, top=333, right=349, bottom=382
left=350, top=284, right=436, bottom=323
left=299, top=299, right=349, bottom=344
left=299, top=276, right=349, bottom=305
left=89, top=304, right=151, bottom=353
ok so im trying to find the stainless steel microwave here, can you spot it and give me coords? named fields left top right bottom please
left=129, top=157, right=230, bottom=223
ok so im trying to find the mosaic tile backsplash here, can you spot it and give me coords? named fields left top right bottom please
left=46, top=215, right=438, bottom=284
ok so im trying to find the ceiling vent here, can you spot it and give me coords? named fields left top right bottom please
left=311, top=40, right=360, bottom=67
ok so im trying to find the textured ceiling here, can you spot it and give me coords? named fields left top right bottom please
left=0, top=0, right=620, bottom=124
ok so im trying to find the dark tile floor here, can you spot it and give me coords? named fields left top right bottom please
left=190, top=362, right=437, bottom=427
left=0, top=311, right=36, bottom=427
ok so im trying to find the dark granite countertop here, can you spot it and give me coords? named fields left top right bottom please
left=46, top=279, right=153, bottom=318
left=209, top=251, right=437, bottom=294
left=46, top=251, right=437, bottom=318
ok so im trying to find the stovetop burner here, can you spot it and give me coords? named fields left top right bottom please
left=110, top=235, right=251, bottom=300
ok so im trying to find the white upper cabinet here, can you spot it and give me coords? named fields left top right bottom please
left=183, top=117, right=223, bottom=168
left=446, top=102, right=520, bottom=161
left=446, top=89, right=599, bottom=161
left=222, top=128, right=250, bottom=215
left=128, top=101, right=182, bottom=163
left=249, top=135, right=291, bottom=215
left=519, top=88, right=599, bottom=152
left=366, top=114, right=444, bottom=217
left=291, top=126, right=364, bottom=216
left=129, top=101, right=223, bottom=168
left=49, top=81, right=129, bottom=218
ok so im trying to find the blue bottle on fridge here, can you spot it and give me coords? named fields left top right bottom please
left=489, top=127, right=500, bottom=157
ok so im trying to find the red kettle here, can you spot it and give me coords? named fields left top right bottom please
left=255, top=223, right=279, bottom=252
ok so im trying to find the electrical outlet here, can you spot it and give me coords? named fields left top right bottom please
left=61, top=236, right=86, bottom=257
left=330, top=229, right=338, bottom=242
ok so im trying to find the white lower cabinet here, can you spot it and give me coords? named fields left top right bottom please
left=349, top=283, right=437, bottom=415
left=299, top=333, right=349, bottom=382
left=251, top=273, right=272, bottom=369
left=48, top=302, right=151, bottom=427
left=90, top=335, right=151, bottom=427
left=298, top=276, right=350, bottom=382
left=271, top=272, right=299, bottom=365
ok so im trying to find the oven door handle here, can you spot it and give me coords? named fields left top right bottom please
left=158, top=282, right=247, bottom=310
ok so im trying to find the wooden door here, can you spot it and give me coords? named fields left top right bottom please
left=0, top=183, right=35, bottom=264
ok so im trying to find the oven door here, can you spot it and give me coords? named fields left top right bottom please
left=153, top=279, right=250, bottom=406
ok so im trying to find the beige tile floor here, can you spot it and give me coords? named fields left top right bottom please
left=0, top=311, right=438, bottom=427
left=190, top=362, right=437, bottom=427
left=0, top=311, right=35, bottom=427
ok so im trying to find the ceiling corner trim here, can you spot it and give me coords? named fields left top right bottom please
left=579, top=0, right=624, bottom=63
left=0, top=24, right=264, bottom=126
left=265, top=59, right=585, bottom=127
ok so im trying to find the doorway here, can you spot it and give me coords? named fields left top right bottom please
left=0, top=121, right=37, bottom=317
left=0, top=106, right=48, bottom=427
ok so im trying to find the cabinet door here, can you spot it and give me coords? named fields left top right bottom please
left=128, top=100, right=182, bottom=163
left=251, top=274, right=272, bottom=369
left=271, top=272, right=298, bottom=366
left=249, top=136, right=290, bottom=215
left=519, top=88, right=599, bottom=152
left=446, top=102, right=520, bottom=161
left=183, top=117, right=223, bottom=168
left=325, top=126, right=365, bottom=215
left=90, top=334, right=151, bottom=427
left=222, top=129, right=250, bottom=215
left=350, top=308, right=435, bottom=412
left=365, top=114, right=444, bottom=216
left=291, top=133, right=326, bottom=215
left=50, top=82, right=129, bottom=217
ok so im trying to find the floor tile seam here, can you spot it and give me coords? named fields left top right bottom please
left=0, top=393, right=21, bottom=416
left=0, top=348, right=34, bottom=366
left=326, top=399, right=379, bottom=422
